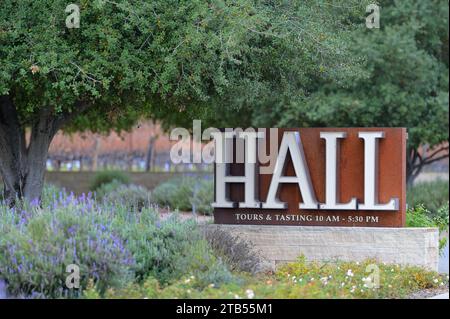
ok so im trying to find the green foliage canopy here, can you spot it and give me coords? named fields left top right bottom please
left=220, top=0, right=449, bottom=183
left=0, top=0, right=369, bottom=132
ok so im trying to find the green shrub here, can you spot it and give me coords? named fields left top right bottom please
left=95, top=180, right=123, bottom=200
left=435, top=203, right=449, bottom=250
left=152, top=175, right=213, bottom=214
left=406, top=203, right=449, bottom=230
left=406, top=205, right=436, bottom=228
left=407, top=204, right=449, bottom=251
left=89, top=171, right=130, bottom=191
left=113, top=211, right=199, bottom=283
left=204, top=227, right=262, bottom=274
left=152, top=178, right=191, bottom=211
left=100, top=183, right=151, bottom=211
left=435, top=202, right=449, bottom=230
left=175, top=239, right=234, bottom=289
left=112, top=210, right=231, bottom=286
left=192, top=178, right=214, bottom=215
left=407, top=179, right=449, bottom=217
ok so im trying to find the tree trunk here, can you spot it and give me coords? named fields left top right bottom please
left=0, top=95, right=78, bottom=205
left=91, top=136, right=100, bottom=171
left=0, top=96, right=27, bottom=204
left=406, top=167, right=419, bottom=188
left=22, top=112, right=57, bottom=201
left=406, top=147, right=421, bottom=188
left=145, top=136, right=156, bottom=172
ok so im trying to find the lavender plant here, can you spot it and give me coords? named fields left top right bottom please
left=0, top=193, right=134, bottom=298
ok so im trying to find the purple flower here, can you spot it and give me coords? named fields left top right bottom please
left=67, top=226, right=77, bottom=235
left=30, top=198, right=40, bottom=208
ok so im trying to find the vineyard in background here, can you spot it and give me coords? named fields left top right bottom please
left=47, top=121, right=210, bottom=173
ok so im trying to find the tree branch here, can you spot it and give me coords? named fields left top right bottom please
left=424, top=145, right=449, bottom=161
left=422, top=153, right=449, bottom=166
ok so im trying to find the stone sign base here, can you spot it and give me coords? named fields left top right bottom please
left=206, top=225, right=439, bottom=271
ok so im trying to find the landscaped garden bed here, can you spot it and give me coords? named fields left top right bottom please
left=0, top=178, right=448, bottom=299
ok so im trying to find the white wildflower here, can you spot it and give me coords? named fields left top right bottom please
left=246, top=289, right=255, bottom=299
left=320, top=277, right=328, bottom=285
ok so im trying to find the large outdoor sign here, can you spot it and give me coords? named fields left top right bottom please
left=213, top=128, right=407, bottom=227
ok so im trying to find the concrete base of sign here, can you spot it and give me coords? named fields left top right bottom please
left=205, top=225, right=439, bottom=272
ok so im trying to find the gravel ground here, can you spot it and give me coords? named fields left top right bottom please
left=158, top=209, right=213, bottom=223
left=407, top=286, right=449, bottom=299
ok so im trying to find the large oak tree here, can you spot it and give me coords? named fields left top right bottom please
left=0, top=0, right=367, bottom=203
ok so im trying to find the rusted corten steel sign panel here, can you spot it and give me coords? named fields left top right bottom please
left=213, top=128, right=407, bottom=227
